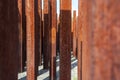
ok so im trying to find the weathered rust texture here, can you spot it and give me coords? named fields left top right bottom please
left=39, top=0, right=42, bottom=66
left=43, top=0, right=50, bottom=69
left=77, top=0, right=83, bottom=79
left=0, top=0, right=19, bottom=80
left=18, top=0, right=24, bottom=72
left=41, top=10, right=44, bottom=65
left=35, top=0, right=42, bottom=71
left=41, top=19, right=44, bottom=65
left=60, top=0, right=71, bottom=80
left=71, top=19, right=73, bottom=52
left=49, top=0, right=57, bottom=79
left=71, top=13, right=73, bottom=52
left=73, top=11, right=77, bottom=58
left=76, top=16, right=78, bottom=59
left=25, top=0, right=37, bottom=79
left=92, top=0, right=120, bottom=80
left=81, top=0, right=120, bottom=80
left=81, top=0, right=92, bottom=80
left=57, top=16, right=60, bottom=53
left=22, top=0, right=27, bottom=70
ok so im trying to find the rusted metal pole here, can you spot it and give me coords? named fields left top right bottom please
left=35, top=0, right=42, bottom=70
left=81, top=0, right=120, bottom=80
left=81, top=0, right=92, bottom=80
left=43, top=0, right=50, bottom=69
left=60, top=0, right=71, bottom=80
left=49, top=0, right=57, bottom=79
left=25, top=0, right=37, bottom=80
left=39, top=0, right=42, bottom=66
left=71, top=16, right=73, bottom=52
left=77, top=0, right=83, bottom=79
left=0, top=0, right=19, bottom=80
left=22, top=0, right=27, bottom=70
left=73, top=11, right=77, bottom=58
left=41, top=12, right=44, bottom=65
left=41, top=10, right=44, bottom=65
left=18, top=0, right=24, bottom=72
left=57, top=16, right=60, bottom=53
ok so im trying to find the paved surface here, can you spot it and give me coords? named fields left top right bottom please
left=18, top=56, right=78, bottom=80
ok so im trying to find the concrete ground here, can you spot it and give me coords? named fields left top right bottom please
left=18, top=56, right=78, bottom=80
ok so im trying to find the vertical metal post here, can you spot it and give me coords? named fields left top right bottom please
left=43, top=0, right=50, bottom=69
left=81, top=0, right=120, bottom=80
left=60, top=0, right=71, bottom=80
left=77, top=0, right=83, bottom=79
left=81, top=0, right=92, bottom=80
left=22, top=0, right=27, bottom=70
left=26, top=0, right=37, bottom=79
left=39, top=0, right=42, bottom=66
left=73, top=11, right=77, bottom=58
left=57, top=16, right=60, bottom=53
left=50, top=0, right=57, bottom=79
left=18, top=0, right=24, bottom=72
left=35, top=0, right=42, bottom=70
left=0, top=0, right=19, bottom=80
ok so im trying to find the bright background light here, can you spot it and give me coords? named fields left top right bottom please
left=57, top=0, right=78, bottom=17
left=42, top=0, right=78, bottom=17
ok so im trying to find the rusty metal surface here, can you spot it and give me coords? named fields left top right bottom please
left=25, top=0, right=37, bottom=79
left=49, top=0, right=57, bottom=79
left=77, top=0, right=83, bottom=79
left=81, top=0, right=92, bottom=80
left=35, top=0, right=42, bottom=72
left=39, top=0, right=42, bottom=66
left=18, top=0, right=24, bottom=72
left=43, top=0, right=50, bottom=69
left=71, top=12, right=73, bottom=52
left=60, top=0, right=71, bottom=80
left=81, top=0, right=120, bottom=80
left=0, top=0, right=19, bottom=80
left=73, top=11, right=77, bottom=58
left=22, top=0, right=27, bottom=71
left=57, top=16, right=60, bottom=53
left=92, top=0, right=120, bottom=80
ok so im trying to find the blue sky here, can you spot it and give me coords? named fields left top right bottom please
left=57, top=0, right=78, bottom=16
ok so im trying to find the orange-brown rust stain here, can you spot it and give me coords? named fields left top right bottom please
left=73, top=11, right=77, bottom=57
left=93, top=0, right=120, bottom=80
left=81, top=0, right=120, bottom=80
left=26, top=0, right=37, bottom=79
left=50, top=0, right=57, bottom=79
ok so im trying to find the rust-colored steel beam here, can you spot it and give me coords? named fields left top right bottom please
left=81, top=0, right=92, bottom=80
left=0, top=0, right=19, bottom=80
left=41, top=19, right=44, bottom=65
left=41, top=10, right=44, bottom=65
left=22, top=0, right=27, bottom=70
left=81, top=0, right=120, bottom=80
left=18, top=0, right=24, bottom=72
left=49, top=0, right=57, bottom=79
left=57, top=16, right=60, bottom=53
left=60, top=0, right=71, bottom=80
left=43, top=0, right=50, bottom=69
left=71, top=18, right=73, bottom=52
left=35, top=0, right=42, bottom=70
left=25, top=0, right=37, bottom=80
left=39, top=0, right=42, bottom=66
left=73, top=11, right=77, bottom=58
left=76, top=16, right=79, bottom=59
left=77, top=0, right=83, bottom=79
